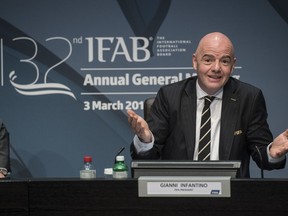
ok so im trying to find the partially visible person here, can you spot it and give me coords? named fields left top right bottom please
left=0, top=120, right=10, bottom=178
left=127, top=32, right=288, bottom=178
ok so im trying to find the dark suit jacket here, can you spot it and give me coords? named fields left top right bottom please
left=0, top=120, right=10, bottom=172
left=131, top=77, right=286, bottom=177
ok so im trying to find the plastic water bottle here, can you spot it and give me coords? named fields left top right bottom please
left=80, top=156, right=96, bottom=179
left=113, top=155, right=128, bottom=179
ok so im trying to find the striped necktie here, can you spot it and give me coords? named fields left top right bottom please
left=198, top=96, right=215, bottom=160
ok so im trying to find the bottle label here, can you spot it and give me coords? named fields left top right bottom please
left=80, top=170, right=96, bottom=179
left=113, top=171, right=128, bottom=179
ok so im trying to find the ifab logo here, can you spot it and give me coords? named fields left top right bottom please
left=84, top=36, right=152, bottom=63
left=211, top=190, right=220, bottom=195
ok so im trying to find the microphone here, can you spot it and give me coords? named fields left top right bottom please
left=255, top=145, right=264, bottom=179
left=114, top=147, right=125, bottom=163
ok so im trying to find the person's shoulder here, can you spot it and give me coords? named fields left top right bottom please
left=228, top=77, right=262, bottom=93
left=0, top=119, right=7, bottom=134
left=160, top=76, right=196, bottom=91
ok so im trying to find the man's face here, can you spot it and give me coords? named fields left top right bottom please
left=192, top=36, right=236, bottom=95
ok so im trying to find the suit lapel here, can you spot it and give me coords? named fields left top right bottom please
left=181, top=78, right=197, bottom=159
left=219, top=79, right=239, bottom=160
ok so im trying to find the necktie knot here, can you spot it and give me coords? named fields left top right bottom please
left=204, top=96, right=215, bottom=107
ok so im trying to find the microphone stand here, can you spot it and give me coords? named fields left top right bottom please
left=255, top=146, right=264, bottom=179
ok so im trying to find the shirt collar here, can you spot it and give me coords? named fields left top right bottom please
left=196, top=79, right=223, bottom=100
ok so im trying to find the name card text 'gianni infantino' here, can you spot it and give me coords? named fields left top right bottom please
left=147, top=181, right=222, bottom=195
left=138, top=176, right=231, bottom=197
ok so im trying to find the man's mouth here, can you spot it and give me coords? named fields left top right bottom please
left=208, top=75, right=222, bottom=80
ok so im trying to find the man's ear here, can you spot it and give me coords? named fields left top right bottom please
left=192, top=54, right=197, bottom=70
left=231, top=57, right=237, bottom=73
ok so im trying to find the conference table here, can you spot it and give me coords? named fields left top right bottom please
left=1, top=178, right=288, bottom=216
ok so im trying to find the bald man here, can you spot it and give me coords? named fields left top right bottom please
left=127, top=32, right=288, bottom=178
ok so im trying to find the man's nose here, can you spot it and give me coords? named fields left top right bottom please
left=212, top=60, right=221, bottom=72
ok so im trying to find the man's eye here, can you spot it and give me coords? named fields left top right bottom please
left=221, top=59, right=231, bottom=65
left=203, top=58, right=212, bottom=64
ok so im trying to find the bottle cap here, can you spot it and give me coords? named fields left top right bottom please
left=104, top=168, right=113, bottom=175
left=84, top=156, right=92, bottom=163
left=116, top=155, right=124, bottom=161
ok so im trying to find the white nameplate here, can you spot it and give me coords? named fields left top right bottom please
left=138, top=176, right=231, bottom=197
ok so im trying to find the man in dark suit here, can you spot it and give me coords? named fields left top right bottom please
left=127, top=32, right=288, bottom=178
left=0, top=120, right=10, bottom=178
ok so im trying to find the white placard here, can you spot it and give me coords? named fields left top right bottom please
left=147, top=181, right=222, bottom=195
left=138, top=176, right=231, bottom=197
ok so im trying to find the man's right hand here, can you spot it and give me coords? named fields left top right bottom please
left=127, top=109, right=152, bottom=143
